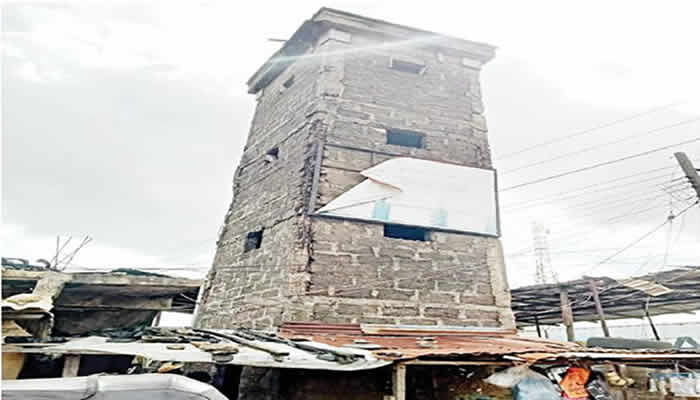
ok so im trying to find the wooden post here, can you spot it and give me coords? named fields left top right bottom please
left=589, top=279, right=611, bottom=337
left=560, top=289, right=575, bottom=342
left=644, top=299, right=661, bottom=341
left=674, top=152, right=700, bottom=199
left=62, top=355, right=81, bottom=377
left=392, top=363, right=407, bottom=400
left=152, top=311, right=162, bottom=327
left=534, top=314, right=543, bottom=338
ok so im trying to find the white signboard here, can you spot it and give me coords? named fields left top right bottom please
left=317, top=157, right=499, bottom=236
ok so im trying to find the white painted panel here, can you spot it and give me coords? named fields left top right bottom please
left=318, top=157, right=499, bottom=236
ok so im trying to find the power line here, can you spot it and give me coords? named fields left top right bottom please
left=500, top=136, right=700, bottom=191
left=503, top=173, right=675, bottom=212
left=499, top=102, right=681, bottom=159
left=500, top=164, right=681, bottom=207
left=501, top=116, right=700, bottom=174
left=505, top=197, right=686, bottom=257
left=590, top=200, right=698, bottom=272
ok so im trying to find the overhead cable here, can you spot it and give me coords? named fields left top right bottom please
left=500, top=136, right=700, bottom=191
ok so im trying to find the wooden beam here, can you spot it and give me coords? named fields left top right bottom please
left=589, top=279, right=611, bottom=337
left=307, top=140, right=324, bottom=214
left=644, top=300, right=661, bottom=341
left=62, top=355, right=80, bottom=377
left=392, top=364, right=407, bottom=400
left=535, top=314, right=543, bottom=338
left=401, top=360, right=513, bottom=366
left=675, top=152, right=700, bottom=199
left=560, top=289, right=575, bottom=342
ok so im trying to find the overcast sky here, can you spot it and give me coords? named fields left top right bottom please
left=3, top=0, right=700, bottom=309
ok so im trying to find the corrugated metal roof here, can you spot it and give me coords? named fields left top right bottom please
left=2, top=328, right=391, bottom=372
left=511, top=267, right=700, bottom=325
left=279, top=322, right=700, bottom=365
left=280, top=322, right=579, bottom=361
left=7, top=324, right=699, bottom=370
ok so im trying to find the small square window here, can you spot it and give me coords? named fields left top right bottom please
left=244, top=229, right=263, bottom=252
left=264, top=147, right=279, bottom=163
left=389, top=58, right=424, bottom=74
left=384, top=224, right=429, bottom=241
left=386, top=129, right=424, bottom=148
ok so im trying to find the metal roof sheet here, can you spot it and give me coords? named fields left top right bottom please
left=279, top=322, right=579, bottom=361
left=279, top=322, right=700, bottom=365
left=511, top=266, right=700, bottom=325
left=2, top=329, right=391, bottom=372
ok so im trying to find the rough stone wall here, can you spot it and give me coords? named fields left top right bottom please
left=305, top=31, right=513, bottom=327
left=195, top=49, right=324, bottom=329
left=196, top=20, right=514, bottom=329
left=306, top=218, right=513, bottom=327
left=325, top=36, right=492, bottom=168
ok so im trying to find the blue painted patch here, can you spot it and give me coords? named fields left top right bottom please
left=372, top=199, right=391, bottom=221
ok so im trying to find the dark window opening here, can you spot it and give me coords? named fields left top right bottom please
left=244, top=229, right=263, bottom=252
left=264, top=147, right=279, bottom=163
left=282, top=75, right=295, bottom=89
left=384, top=224, right=429, bottom=241
left=390, top=59, right=424, bottom=74
left=386, top=129, right=424, bottom=148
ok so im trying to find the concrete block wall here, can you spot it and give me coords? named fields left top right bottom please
left=305, top=219, right=513, bottom=327
left=325, top=34, right=492, bottom=169
left=194, top=50, right=324, bottom=329
left=196, top=10, right=514, bottom=330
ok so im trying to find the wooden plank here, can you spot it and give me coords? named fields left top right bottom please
left=560, top=289, right=575, bottom=342
left=307, top=140, right=324, bottom=214
left=392, top=364, right=406, bottom=400
left=675, top=152, right=700, bottom=198
left=402, top=360, right=513, bottom=366
left=589, top=279, right=611, bottom=337
left=62, top=355, right=80, bottom=377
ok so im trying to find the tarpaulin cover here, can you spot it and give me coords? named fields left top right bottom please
left=2, top=373, right=228, bottom=400
left=318, top=157, right=499, bottom=236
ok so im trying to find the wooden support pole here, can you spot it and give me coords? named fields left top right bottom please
left=644, top=299, right=661, bottom=341
left=534, top=314, right=543, bottom=338
left=62, top=355, right=81, bottom=377
left=589, top=279, right=611, bottom=337
left=560, top=289, right=575, bottom=342
left=674, top=152, right=700, bottom=199
left=392, top=364, right=406, bottom=400
left=152, top=311, right=162, bottom=327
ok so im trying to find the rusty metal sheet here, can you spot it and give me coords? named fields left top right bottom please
left=279, top=322, right=580, bottom=361
left=360, top=324, right=516, bottom=336
left=280, top=322, right=363, bottom=335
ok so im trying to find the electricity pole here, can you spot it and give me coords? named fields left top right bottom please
left=674, top=152, right=700, bottom=200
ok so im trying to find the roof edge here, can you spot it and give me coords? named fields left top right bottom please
left=247, top=8, right=496, bottom=94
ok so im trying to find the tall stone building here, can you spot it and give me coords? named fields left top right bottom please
left=195, top=8, right=514, bottom=330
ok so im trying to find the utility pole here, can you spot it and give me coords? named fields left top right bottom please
left=674, top=152, right=700, bottom=200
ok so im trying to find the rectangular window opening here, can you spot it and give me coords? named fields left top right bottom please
left=244, top=229, right=263, bottom=252
left=386, top=129, right=424, bottom=148
left=384, top=224, right=429, bottom=241
left=282, top=75, right=295, bottom=89
left=390, top=59, right=424, bottom=74
left=264, top=147, right=279, bottom=163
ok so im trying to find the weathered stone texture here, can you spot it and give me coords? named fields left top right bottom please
left=307, top=218, right=511, bottom=327
left=194, top=51, right=324, bottom=329
left=196, top=13, right=514, bottom=330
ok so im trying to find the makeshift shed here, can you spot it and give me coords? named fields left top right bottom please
left=510, top=266, right=700, bottom=340
left=6, top=323, right=700, bottom=399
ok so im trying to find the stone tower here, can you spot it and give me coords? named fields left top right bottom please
left=195, top=8, right=514, bottom=330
